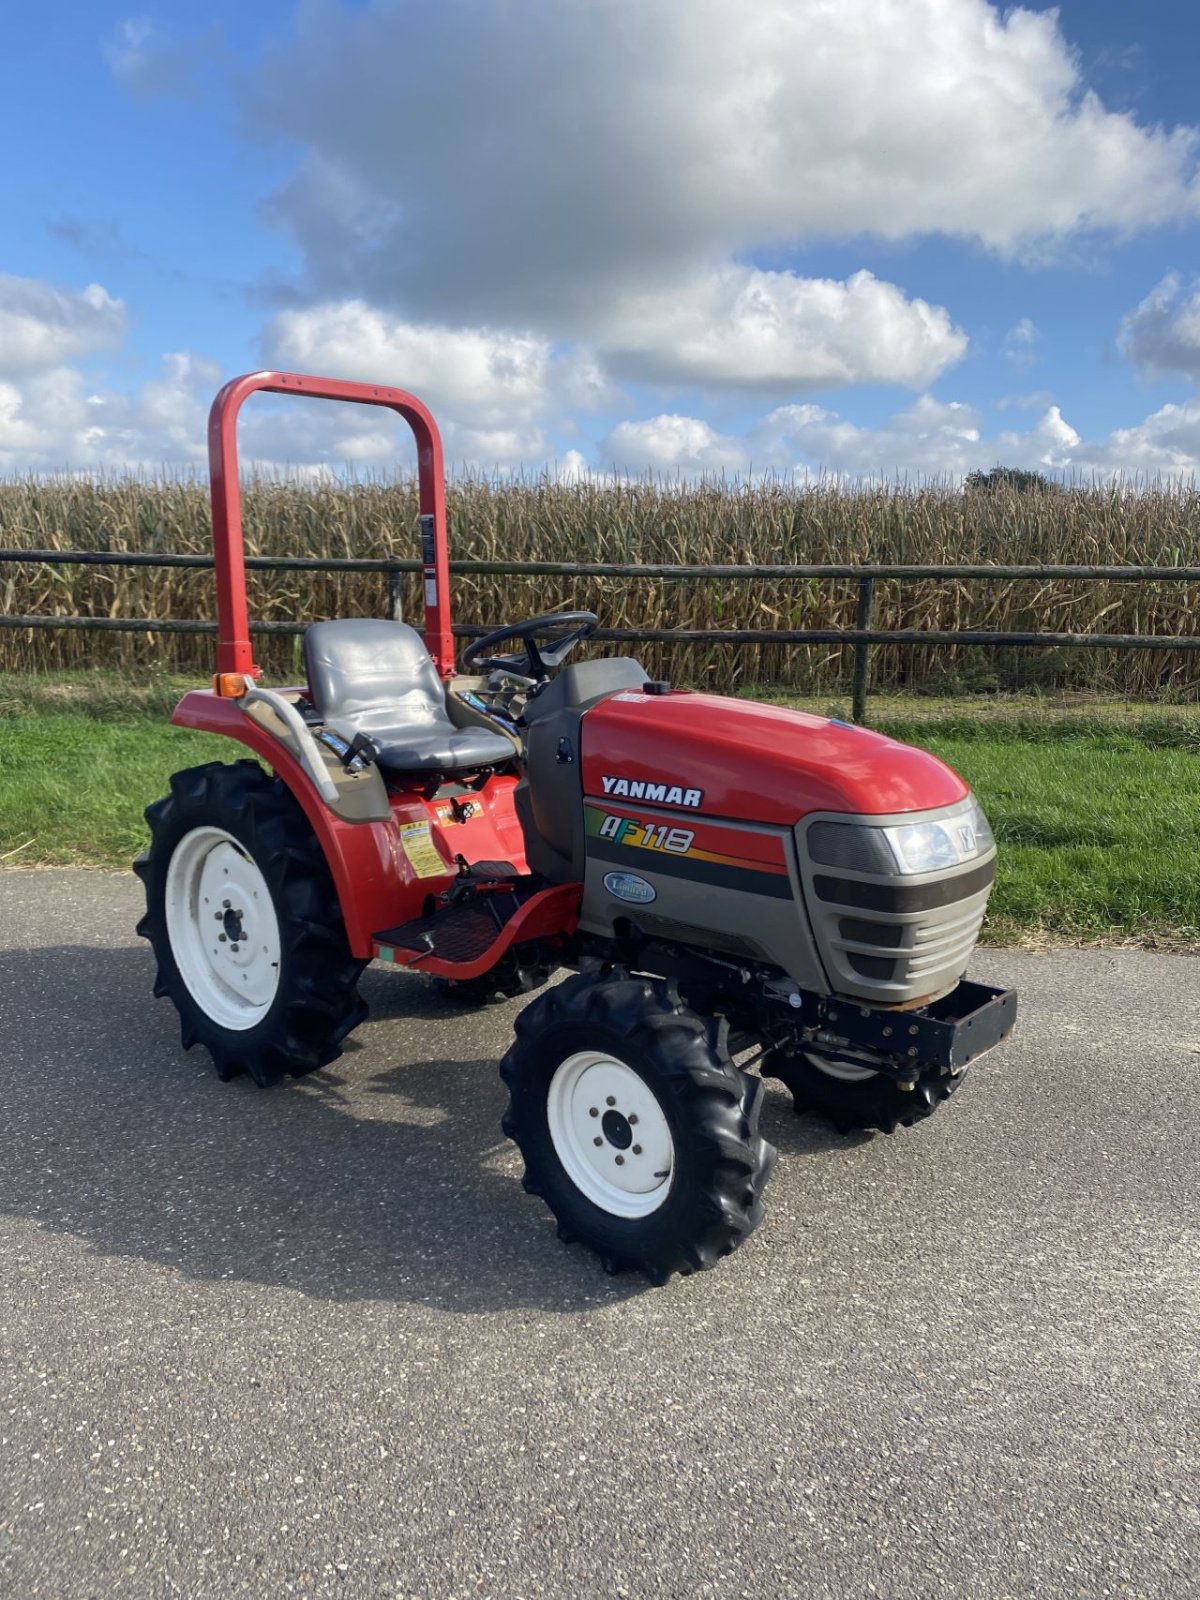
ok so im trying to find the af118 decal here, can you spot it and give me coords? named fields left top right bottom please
left=595, top=814, right=696, bottom=854
left=584, top=804, right=792, bottom=900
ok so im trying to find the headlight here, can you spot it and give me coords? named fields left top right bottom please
left=883, top=798, right=993, bottom=875
left=808, top=798, right=993, bottom=877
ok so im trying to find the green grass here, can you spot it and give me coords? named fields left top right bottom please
left=0, top=713, right=228, bottom=867
left=877, top=716, right=1200, bottom=945
left=1, top=674, right=1197, bottom=947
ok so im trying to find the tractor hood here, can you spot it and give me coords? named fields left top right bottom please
left=580, top=688, right=967, bottom=826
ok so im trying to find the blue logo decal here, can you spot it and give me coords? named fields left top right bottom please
left=603, top=871, right=657, bottom=905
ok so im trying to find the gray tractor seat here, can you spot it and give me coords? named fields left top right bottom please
left=303, top=619, right=515, bottom=775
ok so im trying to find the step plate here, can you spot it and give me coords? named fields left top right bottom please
left=376, top=899, right=518, bottom=966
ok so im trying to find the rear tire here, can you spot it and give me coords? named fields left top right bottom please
left=500, top=972, right=776, bottom=1283
left=134, top=761, right=367, bottom=1086
left=764, top=1046, right=963, bottom=1135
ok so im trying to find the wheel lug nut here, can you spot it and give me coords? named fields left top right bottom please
left=628, top=1114, right=638, bottom=1125
left=231, top=944, right=240, bottom=953
left=606, top=1096, right=616, bottom=1107
left=218, top=934, right=227, bottom=942
left=593, top=1136, right=602, bottom=1147
left=614, top=1155, right=625, bottom=1166
left=632, top=1145, right=642, bottom=1155
left=222, top=899, right=231, bottom=908
left=589, top=1107, right=599, bottom=1117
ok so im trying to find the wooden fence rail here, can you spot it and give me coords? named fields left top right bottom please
left=4, top=548, right=1200, bottom=722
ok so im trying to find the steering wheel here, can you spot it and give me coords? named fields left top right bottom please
left=462, top=610, right=599, bottom=681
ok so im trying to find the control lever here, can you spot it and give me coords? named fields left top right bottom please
left=316, top=727, right=380, bottom=773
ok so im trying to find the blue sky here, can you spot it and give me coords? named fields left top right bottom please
left=2, top=0, right=1200, bottom=479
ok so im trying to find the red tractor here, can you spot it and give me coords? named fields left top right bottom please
left=136, top=371, right=1016, bottom=1283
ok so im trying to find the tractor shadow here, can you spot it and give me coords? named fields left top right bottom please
left=0, top=944, right=657, bottom=1316
left=755, top=1089, right=880, bottom=1157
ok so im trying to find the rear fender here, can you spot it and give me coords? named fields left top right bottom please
left=171, top=689, right=407, bottom=957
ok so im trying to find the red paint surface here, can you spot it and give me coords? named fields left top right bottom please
left=172, top=692, right=534, bottom=957
left=207, top=371, right=454, bottom=678
left=582, top=691, right=968, bottom=824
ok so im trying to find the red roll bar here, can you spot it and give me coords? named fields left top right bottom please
left=207, top=370, right=455, bottom=680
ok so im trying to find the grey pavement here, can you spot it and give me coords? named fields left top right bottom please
left=0, top=868, right=1197, bottom=1600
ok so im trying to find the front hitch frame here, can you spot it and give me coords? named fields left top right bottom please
left=798, top=979, right=1017, bottom=1079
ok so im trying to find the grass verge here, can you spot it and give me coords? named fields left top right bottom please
left=0, top=675, right=1197, bottom=947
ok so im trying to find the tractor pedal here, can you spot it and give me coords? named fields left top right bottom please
left=446, top=859, right=522, bottom=904
left=463, top=859, right=518, bottom=882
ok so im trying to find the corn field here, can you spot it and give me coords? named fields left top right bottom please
left=3, top=475, right=1200, bottom=696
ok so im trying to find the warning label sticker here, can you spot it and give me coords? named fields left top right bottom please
left=399, top=820, right=447, bottom=880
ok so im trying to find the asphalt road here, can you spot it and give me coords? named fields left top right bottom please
left=0, top=868, right=1197, bottom=1600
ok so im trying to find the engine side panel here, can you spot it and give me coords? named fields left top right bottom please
left=579, top=797, right=829, bottom=992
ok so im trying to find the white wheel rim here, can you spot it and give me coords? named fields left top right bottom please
left=547, top=1050, right=675, bottom=1219
left=164, top=826, right=282, bottom=1031
left=807, top=1051, right=878, bottom=1083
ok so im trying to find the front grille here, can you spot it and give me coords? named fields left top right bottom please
left=847, top=951, right=900, bottom=980
left=830, top=899, right=989, bottom=990
left=798, top=806, right=996, bottom=1004
left=813, top=857, right=996, bottom=913
left=839, top=917, right=903, bottom=948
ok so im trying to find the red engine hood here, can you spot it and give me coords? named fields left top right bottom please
left=581, top=690, right=968, bottom=826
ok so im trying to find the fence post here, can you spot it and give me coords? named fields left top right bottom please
left=851, top=575, right=874, bottom=724
left=387, top=565, right=404, bottom=623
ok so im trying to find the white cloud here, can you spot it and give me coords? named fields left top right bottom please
left=0, top=276, right=220, bottom=472
left=0, top=280, right=568, bottom=475
left=0, top=347, right=220, bottom=474
left=1083, top=399, right=1200, bottom=475
left=1003, top=317, right=1041, bottom=370
left=599, top=395, right=1199, bottom=482
left=265, top=300, right=623, bottom=467
left=265, top=302, right=551, bottom=429
left=600, top=268, right=966, bottom=390
left=752, top=396, right=987, bottom=479
left=0, top=276, right=126, bottom=376
left=102, top=16, right=217, bottom=100
left=599, top=416, right=748, bottom=476
left=4, top=276, right=1196, bottom=483
left=1119, top=274, right=1200, bottom=381
left=247, top=0, right=1200, bottom=344
left=264, top=260, right=965, bottom=407
left=556, top=449, right=600, bottom=486
left=131, top=351, right=223, bottom=458
left=102, top=17, right=157, bottom=85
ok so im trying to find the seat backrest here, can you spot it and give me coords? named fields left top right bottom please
left=304, top=619, right=446, bottom=724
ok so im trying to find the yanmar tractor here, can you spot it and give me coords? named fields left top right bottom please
left=136, top=372, right=1017, bottom=1283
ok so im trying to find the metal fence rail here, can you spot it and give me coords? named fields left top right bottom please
left=4, top=547, right=1200, bottom=722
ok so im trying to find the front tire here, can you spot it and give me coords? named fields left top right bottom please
left=500, top=972, right=776, bottom=1283
left=134, top=761, right=367, bottom=1086
left=763, top=1046, right=963, bottom=1135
